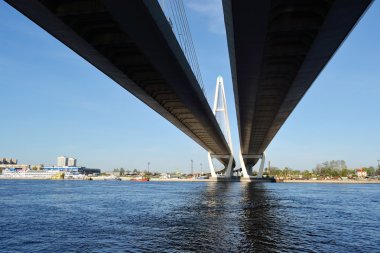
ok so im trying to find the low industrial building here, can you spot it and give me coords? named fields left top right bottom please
left=0, top=164, right=29, bottom=170
left=1, top=166, right=101, bottom=179
left=43, top=167, right=101, bottom=175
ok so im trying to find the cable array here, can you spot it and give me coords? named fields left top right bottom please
left=158, top=0, right=206, bottom=96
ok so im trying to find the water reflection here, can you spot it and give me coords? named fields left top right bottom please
left=160, top=182, right=286, bottom=252
left=238, top=183, right=286, bottom=252
left=187, top=182, right=290, bottom=252
left=172, top=182, right=241, bottom=252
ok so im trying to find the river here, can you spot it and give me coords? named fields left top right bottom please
left=0, top=180, right=379, bottom=252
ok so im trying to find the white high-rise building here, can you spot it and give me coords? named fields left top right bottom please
left=68, top=157, right=77, bottom=167
left=57, top=156, right=68, bottom=167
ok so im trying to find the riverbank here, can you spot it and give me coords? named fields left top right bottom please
left=95, top=177, right=224, bottom=182
left=110, top=177, right=272, bottom=182
left=0, top=176, right=264, bottom=182
left=1, top=176, right=379, bottom=183
left=283, top=179, right=380, bottom=184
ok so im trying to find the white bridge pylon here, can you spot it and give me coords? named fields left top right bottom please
left=208, top=76, right=234, bottom=178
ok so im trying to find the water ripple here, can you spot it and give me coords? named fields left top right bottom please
left=0, top=181, right=379, bottom=252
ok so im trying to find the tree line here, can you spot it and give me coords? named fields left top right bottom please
left=267, top=160, right=380, bottom=178
left=113, top=168, right=155, bottom=176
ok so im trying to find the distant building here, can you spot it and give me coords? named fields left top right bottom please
left=355, top=168, right=367, bottom=178
left=44, top=166, right=100, bottom=175
left=57, top=156, right=68, bottom=167
left=68, top=157, right=77, bottom=167
left=0, top=164, right=29, bottom=170
left=0, top=158, right=17, bottom=165
left=2, top=166, right=100, bottom=178
left=113, top=171, right=122, bottom=177
left=31, top=164, right=44, bottom=170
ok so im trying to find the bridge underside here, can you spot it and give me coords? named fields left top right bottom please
left=223, top=0, right=372, bottom=167
left=6, top=0, right=232, bottom=165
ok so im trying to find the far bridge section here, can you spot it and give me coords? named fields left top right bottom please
left=223, top=0, right=372, bottom=177
left=6, top=0, right=232, bottom=165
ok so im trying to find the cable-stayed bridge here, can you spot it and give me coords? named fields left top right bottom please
left=5, top=0, right=373, bottom=180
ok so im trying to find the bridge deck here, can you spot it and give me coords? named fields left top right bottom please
left=6, top=0, right=232, bottom=163
left=223, top=0, right=372, bottom=166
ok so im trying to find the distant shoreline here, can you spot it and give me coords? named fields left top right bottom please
left=283, top=179, right=380, bottom=184
left=1, top=177, right=379, bottom=184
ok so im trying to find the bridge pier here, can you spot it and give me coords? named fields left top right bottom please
left=208, top=154, right=234, bottom=178
left=239, top=152, right=266, bottom=179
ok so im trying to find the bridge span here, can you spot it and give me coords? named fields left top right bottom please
left=5, top=0, right=233, bottom=165
left=223, top=0, right=372, bottom=176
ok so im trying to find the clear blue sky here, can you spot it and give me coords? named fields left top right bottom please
left=0, top=1, right=379, bottom=172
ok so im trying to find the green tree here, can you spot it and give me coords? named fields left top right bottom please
left=283, top=167, right=291, bottom=178
left=341, top=168, right=349, bottom=177
left=376, top=167, right=380, bottom=176
left=302, top=170, right=312, bottom=179
left=314, top=160, right=347, bottom=177
left=363, top=167, right=375, bottom=177
left=269, top=167, right=283, bottom=177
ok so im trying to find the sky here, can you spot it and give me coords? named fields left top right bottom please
left=0, top=1, right=379, bottom=172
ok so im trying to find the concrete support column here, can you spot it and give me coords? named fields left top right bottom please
left=240, top=152, right=266, bottom=179
left=239, top=151, right=250, bottom=178
left=224, top=156, right=234, bottom=177
left=208, top=153, right=217, bottom=178
left=208, top=154, right=234, bottom=178
left=257, top=152, right=266, bottom=178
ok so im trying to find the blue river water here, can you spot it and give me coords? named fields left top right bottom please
left=0, top=180, right=379, bottom=253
